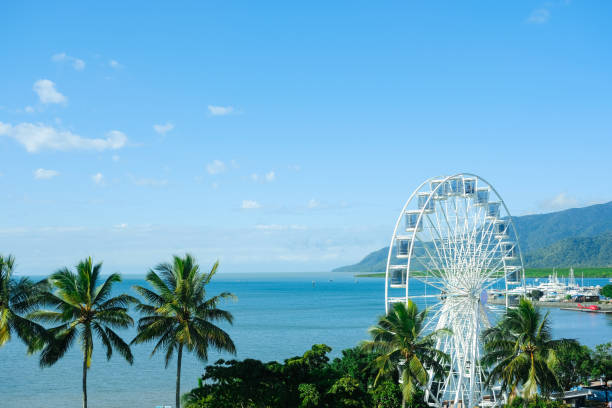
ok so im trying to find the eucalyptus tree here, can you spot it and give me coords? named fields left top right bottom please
left=362, top=300, right=450, bottom=408
left=30, top=257, right=136, bottom=408
left=0, top=254, right=48, bottom=350
left=132, top=254, right=236, bottom=408
left=481, top=298, right=577, bottom=400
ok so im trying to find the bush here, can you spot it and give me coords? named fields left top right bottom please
left=505, top=396, right=565, bottom=408
left=529, top=289, right=544, bottom=300
left=600, top=284, right=612, bottom=299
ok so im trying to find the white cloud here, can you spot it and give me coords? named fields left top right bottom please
left=153, top=122, right=174, bottom=135
left=206, top=160, right=226, bottom=175
left=308, top=199, right=320, bottom=209
left=211, top=182, right=219, bottom=189
left=241, top=200, right=261, bottom=209
left=288, top=164, right=301, bottom=172
left=265, top=171, right=275, bottom=182
left=34, top=168, right=59, bottom=180
left=112, top=154, right=120, bottom=162
left=113, top=223, right=128, bottom=229
left=51, top=53, right=66, bottom=62
left=72, top=59, right=85, bottom=70
left=0, top=122, right=127, bottom=153
left=52, top=53, right=85, bottom=71
left=527, top=8, right=550, bottom=23
left=92, top=172, right=104, bottom=184
left=538, top=192, right=579, bottom=212
left=251, top=171, right=275, bottom=183
left=208, top=105, right=234, bottom=116
left=24, top=106, right=35, bottom=113
left=33, top=79, right=66, bottom=104
left=109, top=60, right=121, bottom=69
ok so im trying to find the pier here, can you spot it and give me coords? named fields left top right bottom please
left=560, top=307, right=612, bottom=314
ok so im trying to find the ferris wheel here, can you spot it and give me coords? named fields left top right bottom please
left=384, top=173, right=525, bottom=408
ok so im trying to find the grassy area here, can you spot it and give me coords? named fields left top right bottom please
left=354, top=267, right=612, bottom=279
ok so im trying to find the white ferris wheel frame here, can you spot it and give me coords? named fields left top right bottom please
left=383, top=173, right=526, bottom=408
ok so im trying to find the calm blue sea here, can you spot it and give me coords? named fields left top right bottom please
left=1, top=273, right=611, bottom=408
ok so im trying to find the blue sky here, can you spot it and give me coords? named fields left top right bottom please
left=1, top=1, right=611, bottom=274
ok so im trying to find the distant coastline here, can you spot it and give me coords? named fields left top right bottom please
left=354, top=267, right=612, bottom=279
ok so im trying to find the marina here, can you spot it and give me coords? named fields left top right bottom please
left=488, top=268, right=609, bottom=307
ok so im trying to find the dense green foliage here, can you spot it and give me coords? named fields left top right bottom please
left=554, top=343, right=593, bottom=390
left=131, top=254, right=236, bottom=408
left=590, top=342, right=612, bottom=379
left=0, top=254, right=48, bottom=350
left=184, top=339, right=612, bottom=407
left=363, top=301, right=450, bottom=407
left=334, top=201, right=612, bottom=272
left=504, top=396, right=565, bottom=408
left=513, top=201, right=612, bottom=253
left=481, top=298, right=578, bottom=399
left=601, top=284, right=612, bottom=298
left=182, top=344, right=386, bottom=408
left=524, top=232, right=612, bottom=267
left=30, top=257, right=136, bottom=408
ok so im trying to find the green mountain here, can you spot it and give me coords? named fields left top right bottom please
left=524, top=232, right=612, bottom=267
left=513, top=201, right=612, bottom=253
left=333, top=201, right=612, bottom=272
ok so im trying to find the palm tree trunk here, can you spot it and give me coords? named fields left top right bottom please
left=82, top=354, right=88, bottom=408
left=401, top=395, right=406, bottom=408
left=176, top=343, right=183, bottom=408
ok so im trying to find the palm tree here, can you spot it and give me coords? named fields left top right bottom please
left=29, top=257, right=136, bottom=408
left=0, top=254, right=48, bottom=350
left=362, top=300, right=450, bottom=408
left=131, top=254, right=236, bottom=408
left=481, top=297, right=577, bottom=400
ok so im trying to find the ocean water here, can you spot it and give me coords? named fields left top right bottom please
left=1, top=273, right=611, bottom=408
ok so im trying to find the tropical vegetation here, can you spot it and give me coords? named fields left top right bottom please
left=601, top=284, right=612, bottom=298
left=362, top=300, right=450, bottom=408
left=29, top=257, right=137, bottom=408
left=182, top=344, right=407, bottom=408
left=481, top=298, right=578, bottom=400
left=131, top=254, right=236, bottom=408
left=0, top=254, right=48, bottom=351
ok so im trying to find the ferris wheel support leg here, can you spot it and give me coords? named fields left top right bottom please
left=468, top=300, right=479, bottom=408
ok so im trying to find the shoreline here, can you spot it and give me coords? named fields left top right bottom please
left=354, top=269, right=612, bottom=279
left=488, top=297, right=612, bottom=310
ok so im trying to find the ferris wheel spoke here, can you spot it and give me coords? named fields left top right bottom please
left=424, top=214, right=452, bottom=275
left=413, top=234, right=449, bottom=282
left=410, top=275, right=447, bottom=292
left=421, top=301, right=446, bottom=332
left=432, top=205, right=454, bottom=272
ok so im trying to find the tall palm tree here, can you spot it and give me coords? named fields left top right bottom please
left=481, top=298, right=577, bottom=400
left=362, top=300, right=450, bottom=408
left=0, top=254, right=48, bottom=350
left=131, top=254, right=236, bottom=408
left=29, top=257, right=136, bottom=408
